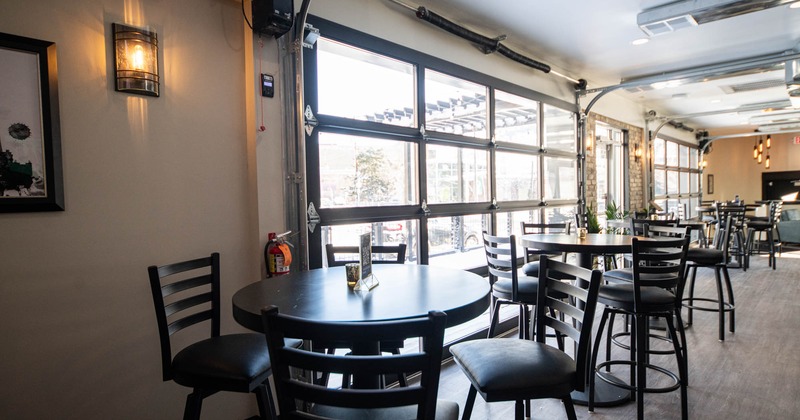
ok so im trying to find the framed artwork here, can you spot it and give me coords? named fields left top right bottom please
left=707, top=174, right=714, bottom=194
left=0, top=32, right=64, bottom=212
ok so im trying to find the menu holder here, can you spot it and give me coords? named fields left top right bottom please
left=354, top=232, right=379, bottom=291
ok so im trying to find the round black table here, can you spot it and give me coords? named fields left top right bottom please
left=233, top=264, right=491, bottom=332
left=521, top=233, right=643, bottom=407
left=521, top=233, right=640, bottom=269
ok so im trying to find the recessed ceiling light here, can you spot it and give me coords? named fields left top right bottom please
left=710, top=99, right=722, bottom=103
left=631, top=38, right=649, bottom=46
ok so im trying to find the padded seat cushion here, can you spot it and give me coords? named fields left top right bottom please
left=450, top=338, right=576, bottom=399
left=603, top=268, right=632, bottom=283
left=492, top=275, right=539, bottom=303
left=747, top=220, right=771, bottom=229
left=598, top=284, right=676, bottom=312
left=172, top=333, right=272, bottom=392
left=521, top=261, right=575, bottom=280
left=686, top=247, right=724, bottom=265
left=313, top=400, right=460, bottom=420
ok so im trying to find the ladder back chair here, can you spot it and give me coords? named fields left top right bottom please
left=148, top=253, right=280, bottom=420
left=261, top=307, right=457, bottom=420
left=450, top=256, right=602, bottom=420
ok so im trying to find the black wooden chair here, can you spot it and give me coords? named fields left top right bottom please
left=589, top=236, right=690, bottom=420
left=322, top=243, right=409, bottom=388
left=148, top=253, right=283, bottom=420
left=325, top=243, right=407, bottom=266
left=450, top=256, right=602, bottom=420
left=746, top=200, right=782, bottom=269
left=482, top=232, right=539, bottom=340
left=714, top=204, right=748, bottom=270
left=261, top=307, right=458, bottom=420
left=684, top=213, right=736, bottom=341
left=519, top=221, right=571, bottom=277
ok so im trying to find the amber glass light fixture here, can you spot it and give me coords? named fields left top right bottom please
left=753, top=137, right=758, bottom=159
left=113, top=23, right=159, bottom=97
left=766, top=154, right=771, bottom=169
left=766, top=134, right=772, bottom=149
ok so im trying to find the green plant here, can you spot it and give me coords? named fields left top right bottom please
left=605, top=200, right=629, bottom=220
left=586, top=207, right=602, bottom=233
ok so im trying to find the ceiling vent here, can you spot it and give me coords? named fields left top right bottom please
left=638, top=0, right=800, bottom=36
left=720, top=79, right=786, bottom=94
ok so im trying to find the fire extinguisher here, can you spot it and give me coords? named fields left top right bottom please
left=265, top=231, right=293, bottom=277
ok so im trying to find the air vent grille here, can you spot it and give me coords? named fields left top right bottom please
left=721, top=79, right=785, bottom=93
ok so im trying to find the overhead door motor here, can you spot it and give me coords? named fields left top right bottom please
left=252, top=0, right=294, bottom=38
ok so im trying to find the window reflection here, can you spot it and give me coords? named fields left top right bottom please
left=318, top=132, right=418, bottom=208
left=425, top=70, right=488, bottom=138
left=543, top=105, right=576, bottom=152
left=495, top=90, right=538, bottom=145
left=427, top=215, right=489, bottom=269
left=496, top=151, right=539, bottom=201
left=317, top=38, right=416, bottom=127
left=426, top=145, right=489, bottom=204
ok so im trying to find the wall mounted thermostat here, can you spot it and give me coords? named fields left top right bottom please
left=261, top=74, right=274, bottom=98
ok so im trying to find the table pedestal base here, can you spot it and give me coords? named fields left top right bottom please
left=572, top=374, right=630, bottom=407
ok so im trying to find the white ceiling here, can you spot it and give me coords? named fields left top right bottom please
left=409, top=0, right=800, bottom=135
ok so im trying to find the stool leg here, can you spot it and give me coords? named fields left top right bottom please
left=588, top=308, right=611, bottom=412
left=487, top=300, right=502, bottom=338
left=714, top=266, right=725, bottom=341
left=461, top=385, right=477, bottom=420
left=687, top=266, right=698, bottom=325
left=722, top=264, right=735, bottom=333
left=635, top=313, right=647, bottom=419
left=605, top=311, right=616, bottom=371
left=665, top=314, right=688, bottom=420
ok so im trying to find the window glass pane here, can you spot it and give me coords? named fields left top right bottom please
left=545, top=205, right=577, bottom=225
left=317, top=38, right=415, bottom=127
left=321, top=220, right=419, bottom=265
left=426, top=145, right=489, bottom=204
left=427, top=215, right=489, bottom=269
left=543, top=157, right=578, bottom=200
left=666, top=142, right=679, bottom=167
left=494, top=90, right=538, bottom=145
left=318, top=132, right=418, bottom=208
left=679, top=145, right=689, bottom=168
left=496, top=151, right=540, bottom=201
left=667, top=170, right=679, bottom=195
left=680, top=172, right=689, bottom=194
left=690, top=172, right=699, bottom=193
left=654, top=169, right=666, bottom=196
left=543, top=105, right=576, bottom=152
left=425, top=70, right=488, bottom=138
left=654, top=138, right=666, bottom=165
left=496, top=210, right=540, bottom=237
left=689, top=147, right=698, bottom=168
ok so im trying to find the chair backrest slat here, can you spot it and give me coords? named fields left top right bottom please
left=483, top=232, right=520, bottom=301
left=535, top=256, right=602, bottom=392
left=147, top=252, right=221, bottom=382
left=631, top=237, right=690, bottom=306
left=262, top=307, right=447, bottom=420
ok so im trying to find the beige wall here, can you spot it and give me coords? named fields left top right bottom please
left=0, top=0, right=267, bottom=418
left=0, top=0, right=656, bottom=418
left=703, top=132, right=800, bottom=203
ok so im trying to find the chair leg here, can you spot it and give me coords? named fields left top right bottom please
left=714, top=267, right=725, bottom=342
left=255, top=383, right=277, bottom=420
left=665, top=314, right=688, bottom=420
left=461, top=385, right=478, bottom=420
left=635, top=314, right=647, bottom=420
left=487, top=300, right=503, bottom=338
left=514, top=400, right=524, bottom=420
left=674, top=308, right=689, bottom=387
left=183, top=390, right=203, bottom=420
left=686, top=266, right=698, bottom=325
left=562, top=395, right=578, bottom=420
left=722, top=265, right=735, bottom=334
left=389, top=348, right=409, bottom=387
left=588, top=308, right=611, bottom=412
left=605, top=311, right=617, bottom=371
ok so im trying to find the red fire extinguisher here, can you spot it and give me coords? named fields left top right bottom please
left=266, top=231, right=292, bottom=277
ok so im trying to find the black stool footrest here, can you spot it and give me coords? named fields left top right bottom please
left=682, top=297, right=734, bottom=312
left=596, top=360, right=681, bottom=394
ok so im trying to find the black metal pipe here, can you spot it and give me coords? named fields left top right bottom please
left=415, top=7, right=550, bottom=74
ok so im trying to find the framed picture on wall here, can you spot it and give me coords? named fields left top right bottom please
left=0, top=32, right=64, bottom=212
left=707, top=174, right=714, bottom=194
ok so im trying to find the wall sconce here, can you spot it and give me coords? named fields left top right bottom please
left=586, top=133, right=594, bottom=152
left=113, top=23, right=159, bottom=97
left=634, top=143, right=643, bottom=162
